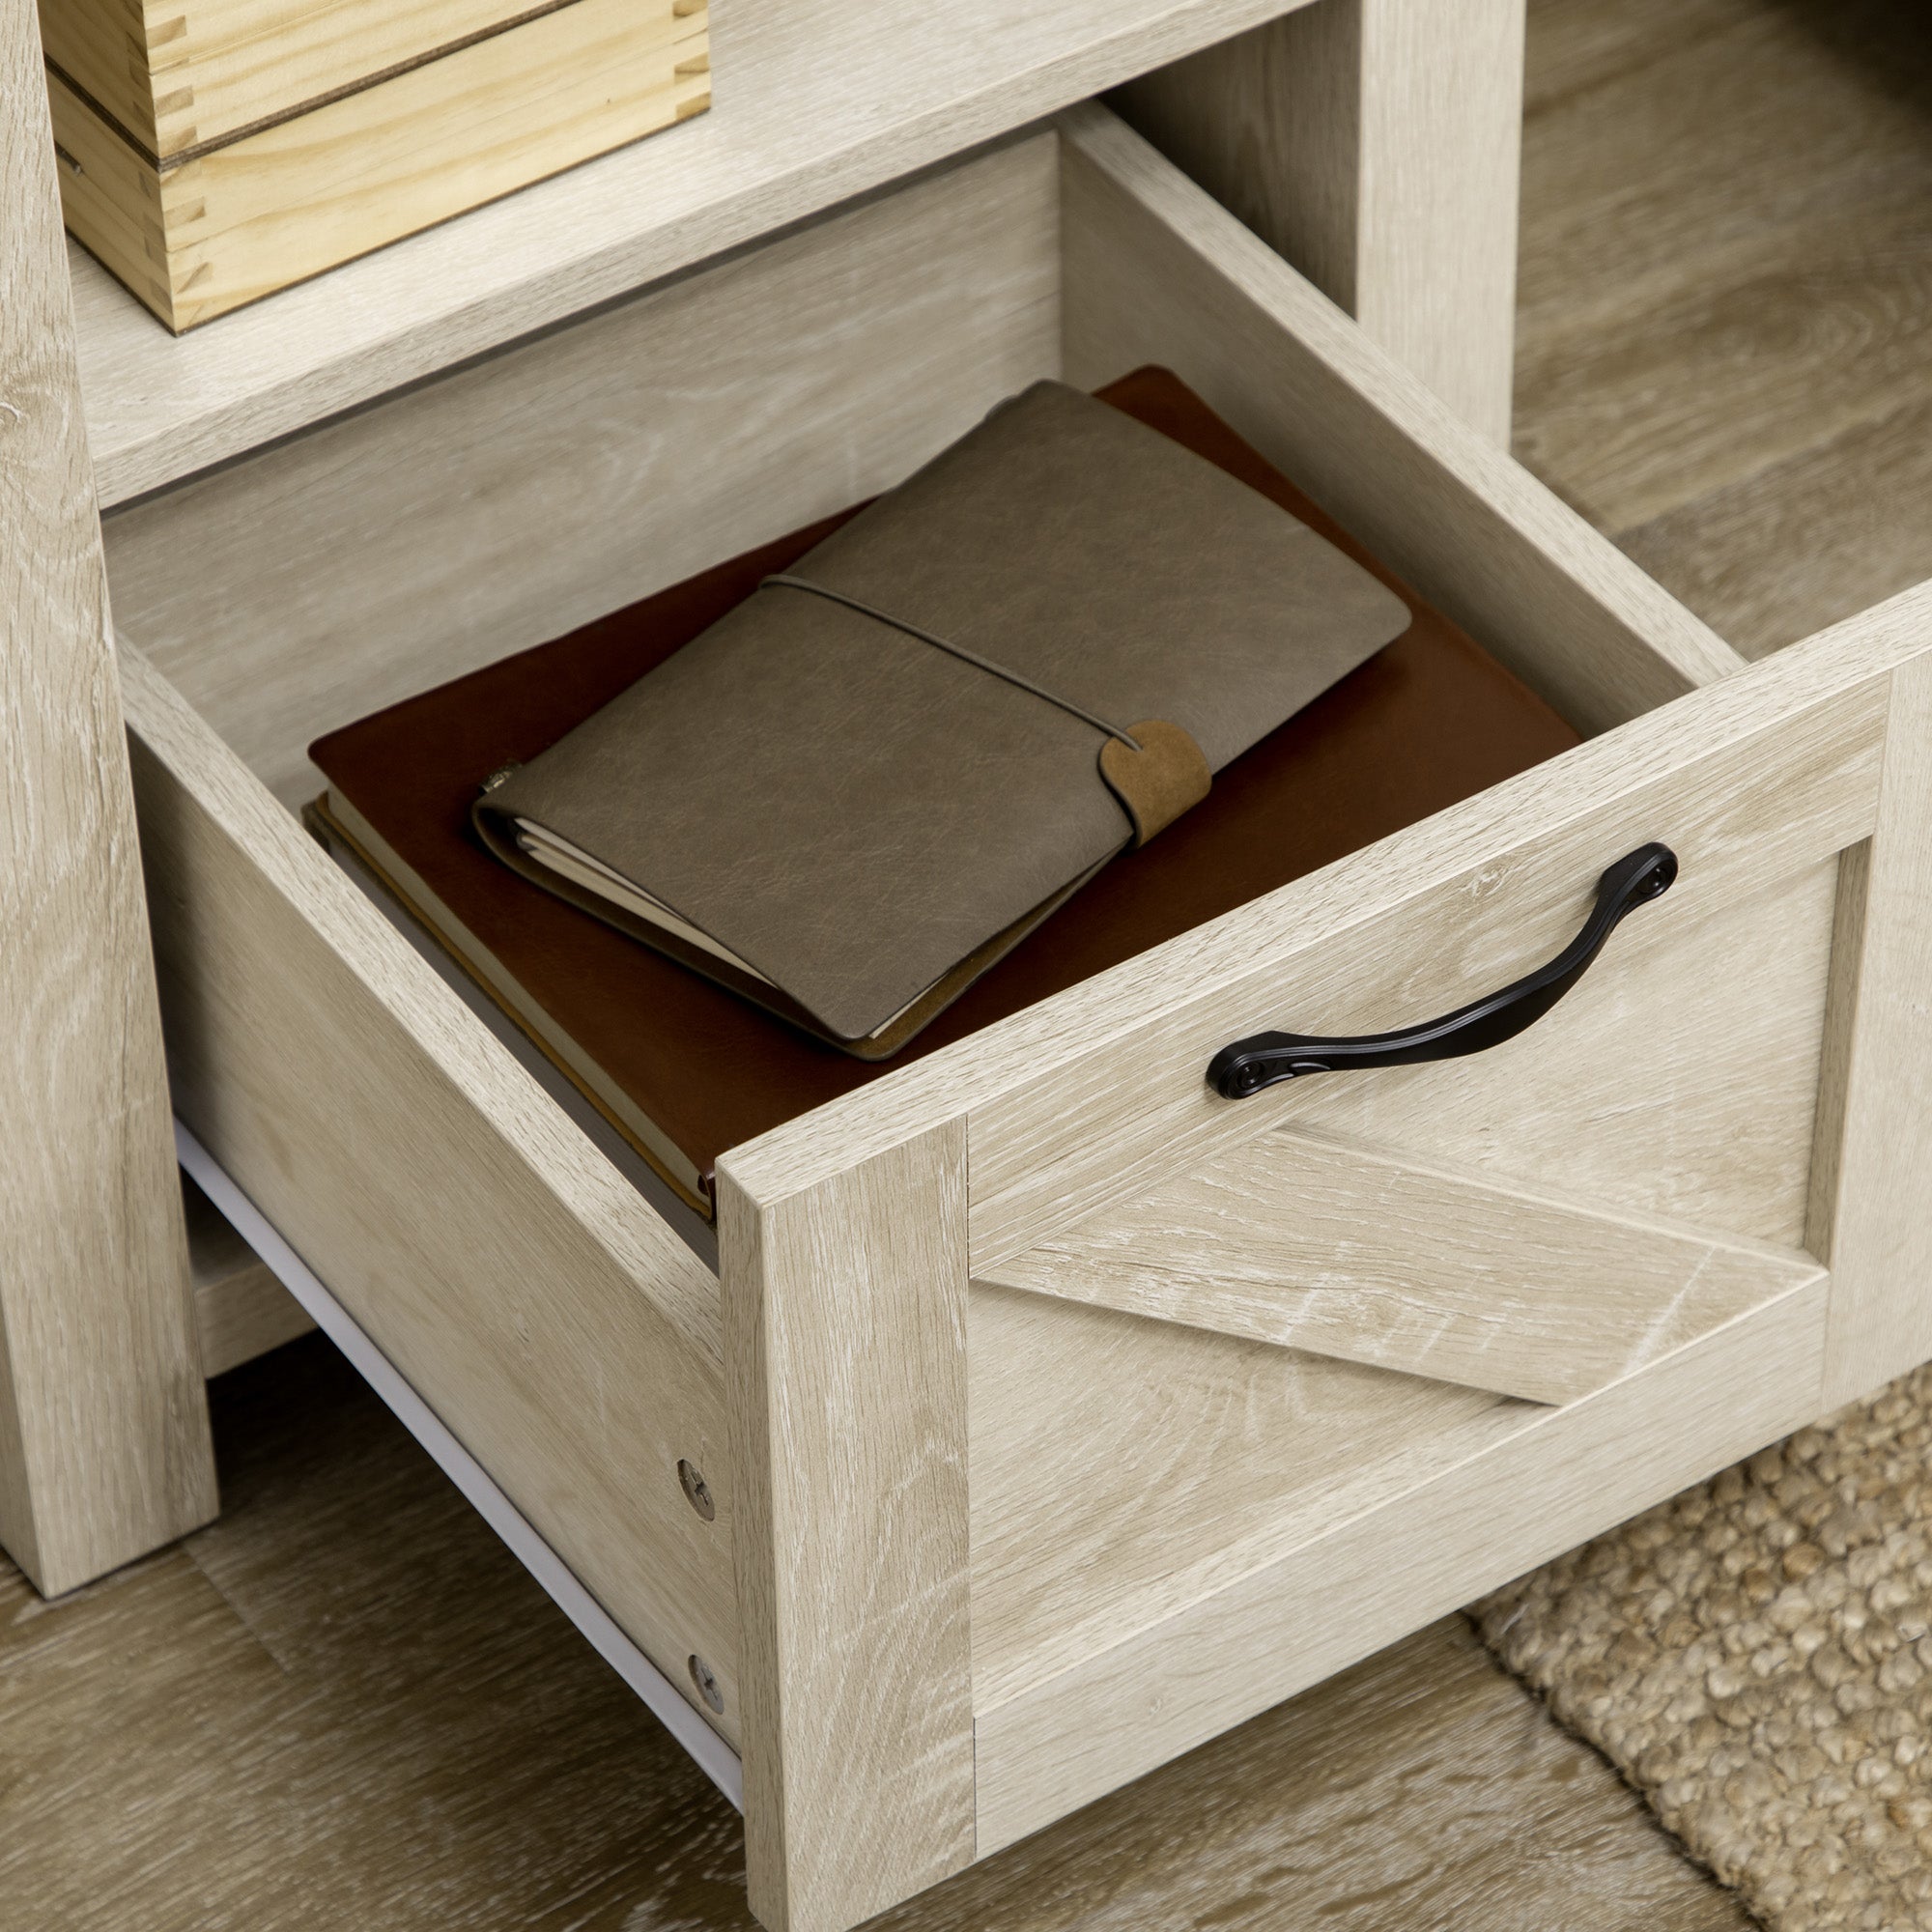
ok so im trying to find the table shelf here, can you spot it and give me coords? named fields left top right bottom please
left=72, top=0, right=1308, bottom=507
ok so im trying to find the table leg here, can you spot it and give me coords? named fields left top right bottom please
left=1115, top=0, right=1524, bottom=446
left=0, top=0, right=217, bottom=1596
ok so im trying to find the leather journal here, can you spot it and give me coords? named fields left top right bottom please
left=469, top=380, right=1410, bottom=1055
left=308, top=368, right=1581, bottom=1217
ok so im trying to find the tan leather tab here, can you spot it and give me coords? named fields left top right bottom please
left=1098, top=718, right=1212, bottom=845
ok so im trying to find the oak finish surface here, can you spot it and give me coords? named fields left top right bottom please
left=120, top=644, right=739, bottom=1740
left=1115, top=0, right=1526, bottom=444
left=111, top=112, right=1686, bottom=1925
left=31, top=1, right=1928, bottom=1923
left=982, top=1124, right=1823, bottom=1403
left=0, top=0, right=217, bottom=1595
left=66, top=0, right=1326, bottom=504
left=1264, top=856, right=1839, bottom=1250
left=1808, top=642, right=1932, bottom=1407
left=959, top=863, right=1838, bottom=1722
left=974, top=1264, right=1830, bottom=1853
left=720, top=1128, right=976, bottom=1932
left=185, top=1174, right=313, bottom=1378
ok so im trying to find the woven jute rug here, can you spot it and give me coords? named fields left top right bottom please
left=1473, top=1364, right=1932, bottom=1930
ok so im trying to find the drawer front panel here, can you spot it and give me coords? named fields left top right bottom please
left=963, top=659, right=1889, bottom=1271
left=971, top=1265, right=1830, bottom=1852
left=954, top=597, right=1932, bottom=1854
left=982, top=1124, right=1826, bottom=1406
left=962, top=859, right=1840, bottom=1703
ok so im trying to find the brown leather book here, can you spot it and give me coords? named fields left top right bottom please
left=309, top=368, right=1580, bottom=1217
left=471, top=379, right=1410, bottom=1055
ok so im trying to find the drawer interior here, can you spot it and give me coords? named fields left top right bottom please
left=106, top=134, right=1065, bottom=811
left=104, top=113, right=1735, bottom=810
left=113, top=103, right=1828, bottom=1811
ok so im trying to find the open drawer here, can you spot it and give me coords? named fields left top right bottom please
left=109, top=103, right=1932, bottom=1932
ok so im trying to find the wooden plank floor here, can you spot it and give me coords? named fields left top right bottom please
left=0, top=1337, right=1750, bottom=1930
left=8, top=0, right=1932, bottom=1921
left=1515, top=0, right=1932, bottom=654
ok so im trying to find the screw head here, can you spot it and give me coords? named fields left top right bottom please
left=677, top=1458, right=716, bottom=1520
left=689, top=1653, right=724, bottom=1715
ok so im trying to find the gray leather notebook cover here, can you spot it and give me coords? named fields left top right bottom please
left=474, top=380, right=1410, bottom=1057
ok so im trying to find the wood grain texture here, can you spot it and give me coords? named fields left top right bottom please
left=14, top=6, right=1914, bottom=1920
left=1804, top=834, right=1872, bottom=1368
left=1114, top=0, right=1525, bottom=443
left=963, top=872, right=1835, bottom=1716
left=1520, top=0, right=1762, bottom=116
left=1276, top=855, right=1840, bottom=1250
left=98, top=85, right=1903, bottom=1899
left=101, top=135, right=1059, bottom=805
left=118, top=643, right=738, bottom=1735
left=718, top=1126, right=975, bottom=1932
left=40, top=0, right=579, bottom=161
left=973, top=1262, right=1829, bottom=1851
left=0, top=1337, right=1750, bottom=1930
left=982, top=1124, right=1823, bottom=1404
left=1059, top=101, right=1741, bottom=736
left=1808, top=631, right=1932, bottom=1408
left=1514, top=0, right=1932, bottom=538
left=67, top=0, right=1324, bottom=503
left=52, top=0, right=709, bottom=330
left=0, top=0, right=216, bottom=1595
left=1116, top=6, right=1365, bottom=349
left=184, top=1173, right=313, bottom=1377
left=1615, top=389, right=1932, bottom=664
left=948, top=633, right=1884, bottom=1272
left=968, top=1279, right=1518, bottom=1717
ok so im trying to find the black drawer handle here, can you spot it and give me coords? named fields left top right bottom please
left=1208, top=842, right=1678, bottom=1100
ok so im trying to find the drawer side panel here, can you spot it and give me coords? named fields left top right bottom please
left=1059, top=101, right=1744, bottom=733
left=121, top=644, right=741, bottom=1744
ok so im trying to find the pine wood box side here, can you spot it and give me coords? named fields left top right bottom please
left=39, top=0, right=581, bottom=160
left=47, top=0, right=709, bottom=330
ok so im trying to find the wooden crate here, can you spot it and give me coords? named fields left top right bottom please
left=44, top=0, right=709, bottom=329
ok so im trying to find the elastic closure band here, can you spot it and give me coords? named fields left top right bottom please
left=761, top=573, right=1142, bottom=749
